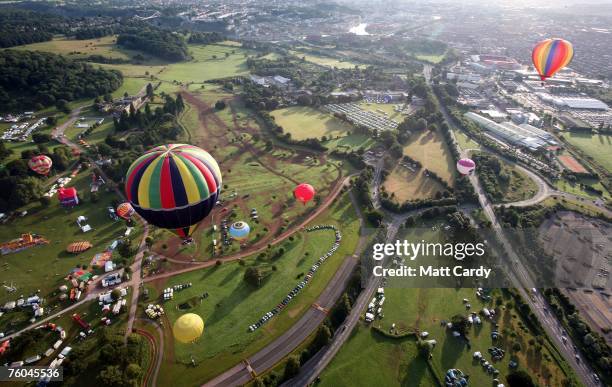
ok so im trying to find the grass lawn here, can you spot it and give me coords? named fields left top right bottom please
left=290, top=51, right=362, bottom=69
left=152, top=193, right=362, bottom=385
left=565, top=132, right=612, bottom=172
left=0, top=170, right=133, bottom=306
left=319, top=324, right=436, bottom=387
left=324, top=133, right=376, bottom=152
left=415, top=53, right=445, bottom=64
left=453, top=129, right=480, bottom=151
left=403, top=130, right=455, bottom=184
left=270, top=106, right=353, bottom=141
left=555, top=177, right=611, bottom=201
left=156, top=43, right=250, bottom=84
left=382, top=165, right=445, bottom=201
left=498, top=166, right=538, bottom=203
left=11, top=35, right=141, bottom=60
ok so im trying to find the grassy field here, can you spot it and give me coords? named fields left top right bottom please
left=0, top=171, right=132, bottom=306
left=324, top=133, right=376, bottom=152
left=271, top=106, right=353, bottom=141
left=555, top=177, right=611, bottom=201
left=498, top=166, right=538, bottom=204
left=290, top=51, right=362, bottom=69
left=453, top=129, right=481, bottom=151
left=565, top=132, right=612, bottom=172
left=320, top=325, right=436, bottom=387
left=403, top=130, right=455, bottom=184
left=152, top=193, right=362, bottom=385
left=415, top=53, right=445, bottom=64
left=12, top=35, right=141, bottom=60
left=383, top=165, right=445, bottom=201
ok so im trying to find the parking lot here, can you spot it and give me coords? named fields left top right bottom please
left=324, top=103, right=399, bottom=132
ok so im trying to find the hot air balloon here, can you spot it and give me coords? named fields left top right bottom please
left=173, top=313, right=204, bottom=343
left=28, top=155, right=52, bottom=175
left=58, top=187, right=79, bottom=207
left=229, top=221, right=250, bottom=241
left=125, top=144, right=222, bottom=240
left=532, top=38, right=574, bottom=82
left=294, top=183, right=315, bottom=205
left=116, top=202, right=135, bottom=220
left=456, top=158, right=476, bottom=175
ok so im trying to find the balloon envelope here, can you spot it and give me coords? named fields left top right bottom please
left=58, top=187, right=79, bottom=207
left=229, top=221, right=250, bottom=241
left=532, top=38, right=574, bottom=81
left=116, top=202, right=135, bottom=219
left=124, top=144, right=222, bottom=239
left=172, top=313, right=204, bottom=343
left=29, top=155, right=52, bottom=175
left=456, top=158, right=476, bottom=175
left=294, top=183, right=315, bottom=204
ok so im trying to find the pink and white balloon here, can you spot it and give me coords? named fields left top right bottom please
left=456, top=158, right=476, bottom=175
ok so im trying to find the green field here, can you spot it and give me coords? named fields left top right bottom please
left=153, top=193, right=362, bottom=385
left=12, top=35, right=141, bottom=60
left=324, top=133, right=376, bottom=152
left=415, top=53, right=445, bottom=64
left=358, top=102, right=404, bottom=121
left=403, top=130, right=455, bottom=184
left=453, top=129, right=480, bottom=151
left=290, top=51, right=362, bottom=69
left=383, top=165, right=445, bottom=201
left=271, top=106, right=353, bottom=141
left=320, top=325, right=436, bottom=387
left=565, top=132, right=612, bottom=172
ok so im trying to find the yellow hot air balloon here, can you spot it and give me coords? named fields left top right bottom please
left=172, top=313, right=204, bottom=343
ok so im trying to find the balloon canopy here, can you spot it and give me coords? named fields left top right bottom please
left=293, top=183, right=315, bottom=205
left=116, top=202, right=135, bottom=219
left=456, top=158, right=476, bottom=175
left=29, top=155, right=52, bottom=175
left=532, top=38, right=574, bottom=81
left=229, top=221, right=250, bottom=241
left=58, top=187, right=79, bottom=207
left=125, top=144, right=222, bottom=239
left=173, top=313, right=204, bottom=343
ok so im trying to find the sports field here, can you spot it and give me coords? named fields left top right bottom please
left=152, top=194, right=362, bottom=385
left=383, top=166, right=445, bottom=201
left=557, top=154, right=588, bottom=173
left=270, top=106, right=353, bottom=141
left=403, top=130, right=455, bottom=184
left=290, top=50, right=362, bottom=69
left=565, top=132, right=612, bottom=172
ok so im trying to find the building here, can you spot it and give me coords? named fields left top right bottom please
left=536, top=93, right=608, bottom=111
left=464, top=112, right=554, bottom=151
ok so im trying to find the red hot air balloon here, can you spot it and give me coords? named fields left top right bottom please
left=293, top=183, right=315, bottom=205
left=28, top=155, right=52, bottom=175
left=116, top=202, right=135, bottom=220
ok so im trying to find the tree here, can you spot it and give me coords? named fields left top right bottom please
left=283, top=356, right=300, bottom=381
left=56, top=99, right=70, bottom=113
left=146, top=83, right=154, bottom=98
left=111, top=288, right=122, bottom=301
left=46, top=116, right=57, bottom=126
left=98, top=365, right=124, bottom=387
left=125, top=363, right=143, bottom=382
left=244, top=267, right=263, bottom=287
left=117, top=239, right=135, bottom=258
left=215, top=100, right=226, bottom=110
left=330, top=293, right=352, bottom=328
left=311, top=325, right=332, bottom=350
left=507, top=370, right=535, bottom=387
left=451, top=314, right=468, bottom=335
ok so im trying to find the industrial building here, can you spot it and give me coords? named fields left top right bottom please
left=536, top=93, right=608, bottom=111
left=465, top=112, right=557, bottom=151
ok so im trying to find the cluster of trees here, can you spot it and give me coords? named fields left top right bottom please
left=0, top=145, right=73, bottom=210
left=62, top=330, right=145, bottom=387
left=380, top=195, right=457, bottom=214
left=472, top=153, right=511, bottom=202
left=0, top=9, right=65, bottom=48
left=117, top=26, right=188, bottom=61
left=113, top=93, right=184, bottom=133
left=0, top=50, right=122, bottom=112
left=187, top=31, right=224, bottom=44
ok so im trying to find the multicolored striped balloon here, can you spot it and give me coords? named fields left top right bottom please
left=532, top=38, right=574, bottom=81
left=124, top=144, right=222, bottom=239
left=28, top=155, right=52, bottom=175
left=116, top=202, right=135, bottom=220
